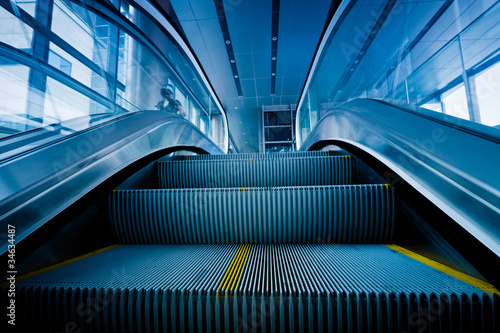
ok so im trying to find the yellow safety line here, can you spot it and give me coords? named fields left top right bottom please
left=224, top=245, right=245, bottom=291
left=227, top=244, right=249, bottom=290
left=385, top=244, right=500, bottom=295
left=229, top=244, right=251, bottom=291
left=218, top=245, right=245, bottom=293
left=1, top=244, right=121, bottom=286
left=218, top=244, right=252, bottom=294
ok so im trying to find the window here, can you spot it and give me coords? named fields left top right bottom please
left=442, top=84, right=469, bottom=120
left=474, top=62, right=500, bottom=127
left=0, top=6, right=34, bottom=53
left=48, top=50, right=72, bottom=76
left=0, top=58, right=30, bottom=118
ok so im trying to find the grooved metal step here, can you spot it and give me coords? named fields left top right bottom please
left=11, top=244, right=498, bottom=332
left=109, top=185, right=394, bottom=244
left=158, top=156, right=352, bottom=189
left=169, top=150, right=348, bottom=161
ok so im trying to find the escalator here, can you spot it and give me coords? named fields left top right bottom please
left=8, top=151, right=499, bottom=332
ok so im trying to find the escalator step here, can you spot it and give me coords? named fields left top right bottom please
left=109, top=184, right=394, bottom=244
left=158, top=156, right=351, bottom=188
left=12, top=244, right=499, bottom=332
left=168, top=150, right=348, bottom=161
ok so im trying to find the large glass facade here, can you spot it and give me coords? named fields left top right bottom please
left=297, top=0, right=500, bottom=148
left=0, top=0, right=227, bottom=151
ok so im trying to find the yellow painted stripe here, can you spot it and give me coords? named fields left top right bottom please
left=218, top=245, right=245, bottom=293
left=1, top=244, right=120, bottom=287
left=385, top=244, right=499, bottom=295
left=223, top=245, right=245, bottom=291
left=229, top=244, right=251, bottom=291
left=218, top=244, right=252, bottom=294
left=226, top=244, right=249, bottom=290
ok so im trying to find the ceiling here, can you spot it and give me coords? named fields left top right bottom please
left=168, top=0, right=336, bottom=152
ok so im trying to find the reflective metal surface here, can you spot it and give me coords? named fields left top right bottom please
left=0, top=111, right=223, bottom=254
left=0, top=113, right=118, bottom=161
left=300, top=99, right=500, bottom=256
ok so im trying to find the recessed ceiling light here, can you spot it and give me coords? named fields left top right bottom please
left=272, top=37, right=277, bottom=41
left=271, top=73, right=275, bottom=76
left=272, top=57, right=276, bottom=61
left=230, top=59, right=235, bottom=63
left=225, top=40, right=231, bottom=44
left=235, top=107, right=238, bottom=109
left=234, top=75, right=239, bottom=78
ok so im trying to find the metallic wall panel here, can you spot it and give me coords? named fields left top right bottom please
left=158, top=156, right=352, bottom=188
left=10, top=244, right=498, bottom=332
left=0, top=111, right=223, bottom=255
left=109, top=185, right=394, bottom=244
left=299, top=99, right=500, bottom=257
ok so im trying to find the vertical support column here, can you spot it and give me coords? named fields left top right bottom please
left=260, top=106, right=265, bottom=153
left=26, top=0, right=54, bottom=126
left=458, top=36, right=481, bottom=123
left=462, top=71, right=481, bottom=122
left=290, top=104, right=295, bottom=151
left=107, top=22, right=120, bottom=105
left=90, top=12, right=119, bottom=114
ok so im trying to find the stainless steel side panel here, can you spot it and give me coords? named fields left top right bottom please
left=300, top=99, right=500, bottom=256
left=0, top=111, right=223, bottom=254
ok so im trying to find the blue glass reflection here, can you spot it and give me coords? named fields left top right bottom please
left=297, top=0, right=500, bottom=147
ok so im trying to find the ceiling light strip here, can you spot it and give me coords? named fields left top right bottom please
left=214, top=0, right=243, bottom=96
left=270, top=0, right=280, bottom=95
